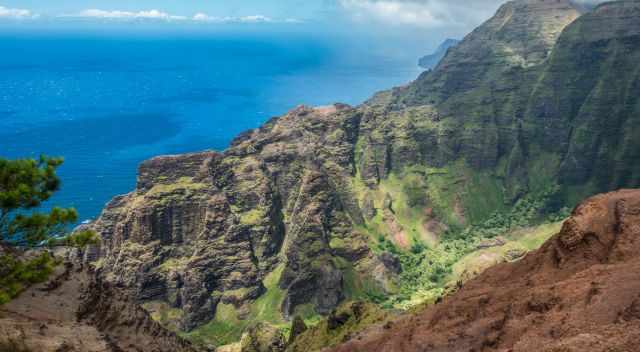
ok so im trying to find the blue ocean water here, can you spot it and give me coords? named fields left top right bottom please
left=0, top=30, right=421, bottom=221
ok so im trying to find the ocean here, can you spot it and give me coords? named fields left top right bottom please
left=0, top=29, right=422, bottom=221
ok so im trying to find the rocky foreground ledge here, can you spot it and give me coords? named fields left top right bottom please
left=328, top=189, right=640, bottom=352
left=0, top=251, right=197, bottom=352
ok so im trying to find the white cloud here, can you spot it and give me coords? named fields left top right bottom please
left=239, top=15, right=273, bottom=23
left=340, top=0, right=445, bottom=27
left=191, top=13, right=274, bottom=23
left=65, top=9, right=187, bottom=21
left=0, top=5, right=38, bottom=19
left=339, top=0, right=614, bottom=28
left=61, top=9, right=293, bottom=24
left=192, top=12, right=212, bottom=21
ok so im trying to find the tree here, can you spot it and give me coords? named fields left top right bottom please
left=0, top=155, right=98, bottom=304
left=0, top=155, right=80, bottom=246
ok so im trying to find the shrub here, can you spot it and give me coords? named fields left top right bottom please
left=0, top=252, right=58, bottom=304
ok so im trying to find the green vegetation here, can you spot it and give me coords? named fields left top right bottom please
left=0, top=252, right=59, bottom=304
left=46, top=230, right=100, bottom=249
left=363, top=185, right=568, bottom=309
left=183, top=264, right=288, bottom=348
left=452, top=220, right=564, bottom=281
left=146, top=176, right=207, bottom=196
left=515, top=221, right=564, bottom=250
left=0, top=155, right=97, bottom=304
left=333, top=257, right=390, bottom=303
left=287, top=302, right=390, bottom=352
left=446, top=185, right=569, bottom=241
left=183, top=302, right=247, bottom=347
left=158, top=257, right=190, bottom=272
left=0, top=156, right=78, bottom=246
left=239, top=208, right=267, bottom=226
left=142, top=301, right=184, bottom=332
left=251, top=264, right=286, bottom=323
left=172, top=158, right=571, bottom=348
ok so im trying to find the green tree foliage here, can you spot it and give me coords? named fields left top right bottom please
left=47, top=229, right=100, bottom=249
left=373, top=186, right=571, bottom=309
left=0, top=155, right=99, bottom=304
left=0, top=155, right=78, bottom=246
left=402, top=179, right=427, bottom=208
left=0, top=252, right=58, bottom=304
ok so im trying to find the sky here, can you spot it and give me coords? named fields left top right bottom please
left=0, top=0, right=511, bottom=31
left=0, top=0, right=609, bottom=51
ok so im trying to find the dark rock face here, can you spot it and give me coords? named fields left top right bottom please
left=367, top=0, right=586, bottom=176
left=92, top=105, right=394, bottom=330
left=288, top=316, right=308, bottom=345
left=78, top=272, right=198, bottom=352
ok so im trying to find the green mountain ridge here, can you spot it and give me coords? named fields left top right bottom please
left=81, top=0, right=640, bottom=350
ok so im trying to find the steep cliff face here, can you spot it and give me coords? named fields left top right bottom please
left=358, top=0, right=640, bottom=219
left=532, top=1, right=640, bottom=194
left=92, top=105, right=396, bottom=334
left=355, top=0, right=587, bottom=217
left=89, top=0, right=640, bottom=346
left=328, top=189, right=640, bottom=352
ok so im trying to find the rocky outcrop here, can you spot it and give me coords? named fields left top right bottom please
left=91, top=105, right=395, bottom=331
left=240, top=323, right=287, bottom=352
left=0, top=255, right=197, bottom=352
left=328, top=189, right=640, bottom=352
left=287, top=316, right=307, bottom=345
left=286, top=301, right=391, bottom=352
left=78, top=271, right=199, bottom=352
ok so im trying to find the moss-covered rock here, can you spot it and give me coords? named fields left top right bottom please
left=287, top=316, right=307, bottom=345
left=240, top=322, right=286, bottom=352
left=286, top=301, right=390, bottom=352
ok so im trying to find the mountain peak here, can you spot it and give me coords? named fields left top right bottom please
left=449, top=0, right=584, bottom=68
left=564, top=0, right=640, bottom=42
left=398, top=0, right=585, bottom=106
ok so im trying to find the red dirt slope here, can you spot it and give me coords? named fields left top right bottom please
left=330, top=189, right=640, bottom=352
